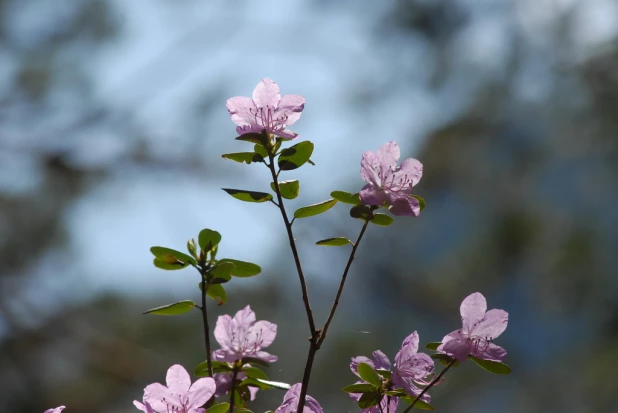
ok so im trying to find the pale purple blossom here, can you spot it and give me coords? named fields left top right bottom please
left=359, top=141, right=423, bottom=216
left=392, top=332, right=435, bottom=400
left=349, top=350, right=398, bottom=413
left=213, top=305, right=277, bottom=363
left=133, top=364, right=216, bottom=413
left=44, top=407, right=66, bottom=413
left=438, top=292, right=509, bottom=362
left=274, top=383, right=324, bottom=413
left=226, top=78, right=305, bottom=139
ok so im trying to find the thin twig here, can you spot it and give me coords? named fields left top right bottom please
left=229, top=367, right=239, bottom=412
left=199, top=274, right=213, bottom=377
left=317, top=220, right=369, bottom=349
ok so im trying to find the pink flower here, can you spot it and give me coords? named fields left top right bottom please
left=213, top=305, right=278, bottom=363
left=133, top=364, right=216, bottom=413
left=392, top=332, right=435, bottom=400
left=349, top=351, right=399, bottom=413
left=438, top=292, right=509, bottom=362
left=359, top=141, right=423, bottom=216
left=213, top=371, right=258, bottom=401
left=44, top=407, right=66, bottom=413
left=226, top=78, right=305, bottom=139
left=274, top=383, right=324, bottom=413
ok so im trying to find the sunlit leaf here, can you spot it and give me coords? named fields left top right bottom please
left=144, top=300, right=196, bottom=316
left=357, top=363, right=381, bottom=387
left=277, top=141, right=314, bottom=170
left=206, top=402, right=230, bottom=413
left=341, top=383, right=377, bottom=393
left=217, top=259, right=261, bottom=277
left=370, top=213, right=394, bottom=226
left=222, top=152, right=263, bottom=164
left=331, top=190, right=361, bottom=205
left=210, top=261, right=235, bottom=284
left=222, top=188, right=273, bottom=203
left=198, top=229, right=222, bottom=253
left=468, top=355, right=511, bottom=374
left=270, top=180, right=300, bottom=199
left=294, top=199, right=338, bottom=219
left=315, top=237, right=352, bottom=247
left=425, top=342, right=441, bottom=351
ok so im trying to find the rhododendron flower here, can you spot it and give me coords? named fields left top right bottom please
left=438, top=292, right=509, bottom=362
left=349, top=350, right=399, bottom=413
left=213, top=305, right=277, bottom=363
left=133, top=364, right=215, bottom=413
left=44, top=407, right=66, bottom=413
left=359, top=141, right=423, bottom=216
left=226, top=78, right=305, bottom=139
left=274, top=383, right=324, bottom=413
left=392, top=332, right=435, bottom=400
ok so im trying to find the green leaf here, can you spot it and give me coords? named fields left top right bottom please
left=195, top=360, right=233, bottom=376
left=198, top=229, right=222, bottom=253
left=277, top=141, right=314, bottom=170
left=294, top=199, right=338, bottom=219
left=469, top=355, right=511, bottom=374
left=376, top=369, right=392, bottom=379
left=241, top=377, right=291, bottom=390
left=315, top=237, right=352, bottom=247
left=425, top=342, right=441, bottom=351
left=385, top=389, right=407, bottom=397
left=222, top=188, right=273, bottom=203
left=431, top=353, right=460, bottom=367
left=150, top=247, right=195, bottom=269
left=357, top=362, right=381, bottom=387
left=210, top=262, right=235, bottom=283
left=240, top=357, right=270, bottom=367
left=341, top=383, right=377, bottom=393
left=242, top=366, right=269, bottom=380
left=218, top=259, right=261, bottom=277
left=270, top=180, right=300, bottom=199
left=357, top=391, right=381, bottom=409
left=233, top=410, right=253, bottom=413
left=370, top=213, right=394, bottom=226
left=222, top=152, right=263, bottom=164
left=206, top=283, right=227, bottom=305
left=400, top=396, right=435, bottom=410
left=144, top=300, right=196, bottom=316
left=412, top=195, right=426, bottom=211
left=254, top=144, right=268, bottom=158
left=331, top=190, right=361, bottom=205
left=236, top=132, right=269, bottom=145
left=349, top=205, right=375, bottom=220
left=206, top=402, right=230, bottom=413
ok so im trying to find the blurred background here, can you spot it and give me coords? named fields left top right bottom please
left=1, top=0, right=617, bottom=411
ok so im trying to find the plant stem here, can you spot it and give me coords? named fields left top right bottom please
left=200, top=274, right=213, bottom=378
left=402, top=359, right=456, bottom=413
left=267, top=153, right=317, bottom=413
left=317, top=220, right=369, bottom=349
left=229, top=367, right=239, bottom=412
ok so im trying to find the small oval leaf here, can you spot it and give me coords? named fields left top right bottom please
left=400, top=396, right=435, bottom=410
left=210, top=262, right=235, bottom=283
left=242, top=366, right=269, bottom=380
left=342, top=383, right=377, bottom=393
left=277, top=141, right=314, bottom=171
left=254, top=144, right=268, bottom=158
left=206, top=402, right=230, bottom=413
left=222, top=152, right=262, bottom=164
left=205, top=283, right=227, bottom=305
left=370, top=213, right=394, bottom=226
left=349, top=205, right=374, bottom=220
left=357, top=391, right=382, bottom=409
left=331, top=191, right=361, bottom=205
left=270, top=180, right=300, bottom=200
left=222, top=188, right=273, bottom=203
left=217, top=259, right=261, bottom=277
left=195, top=360, right=233, bottom=376
left=144, top=300, right=196, bottom=316
left=294, top=199, right=338, bottom=219
left=150, top=247, right=195, bottom=268
left=425, top=342, right=441, bottom=351
left=198, top=229, right=222, bottom=253
left=468, top=355, right=511, bottom=374
left=357, top=362, right=381, bottom=387
left=412, top=195, right=426, bottom=211
left=236, top=132, right=269, bottom=145
left=316, top=237, right=352, bottom=247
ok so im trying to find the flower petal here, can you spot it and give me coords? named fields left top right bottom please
left=226, top=96, right=256, bottom=127
left=255, top=350, right=278, bottom=363
left=249, top=320, right=277, bottom=348
left=377, top=141, right=400, bottom=171
left=401, top=331, right=420, bottom=354
left=441, top=333, right=471, bottom=361
left=360, top=151, right=380, bottom=185
left=277, top=94, right=305, bottom=126
left=388, top=196, right=420, bottom=216
left=143, top=382, right=171, bottom=412
left=460, top=292, right=487, bottom=333
left=188, top=377, right=216, bottom=409
left=350, top=355, right=374, bottom=376
left=253, top=78, right=281, bottom=109
left=480, top=343, right=507, bottom=362
left=166, top=364, right=192, bottom=394
left=396, top=158, right=423, bottom=187
left=214, top=315, right=233, bottom=349
left=359, top=184, right=388, bottom=207
left=371, top=350, right=391, bottom=371
left=473, top=309, right=508, bottom=340
left=213, top=373, right=232, bottom=397
left=233, top=305, right=257, bottom=328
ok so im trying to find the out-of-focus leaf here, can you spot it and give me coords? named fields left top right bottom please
left=294, top=199, right=338, bottom=219
left=469, top=356, right=511, bottom=374
left=331, top=190, right=361, bottom=205
left=218, top=259, right=261, bottom=277
left=206, top=402, right=230, bottom=413
left=315, top=237, right=352, bottom=247
left=144, top=300, right=196, bottom=315
left=370, top=213, right=394, bottom=226
left=341, top=383, right=377, bottom=393
left=222, top=189, right=273, bottom=203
